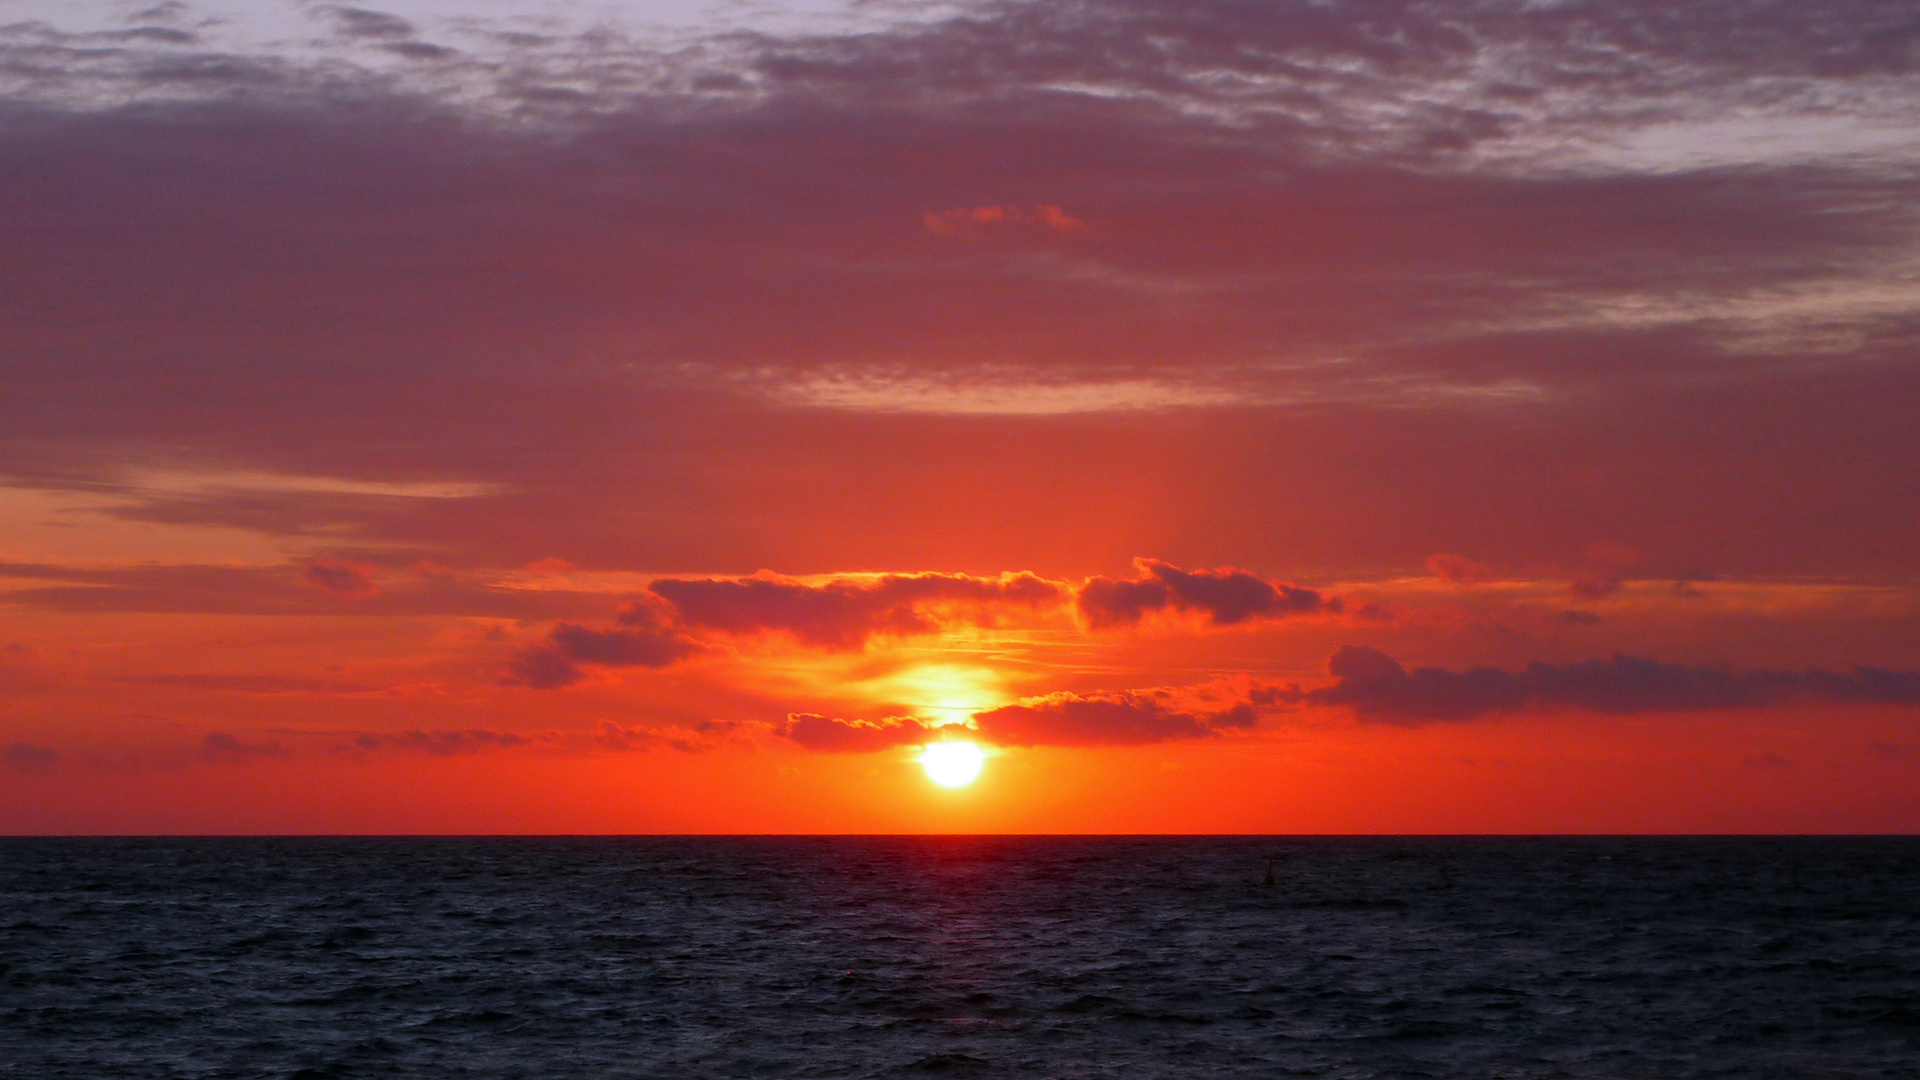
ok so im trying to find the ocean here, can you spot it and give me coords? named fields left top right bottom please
left=2, top=837, right=1916, bottom=1078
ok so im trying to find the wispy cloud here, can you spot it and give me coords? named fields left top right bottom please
left=972, top=689, right=1257, bottom=746
left=1076, top=558, right=1335, bottom=629
left=3, top=742, right=59, bottom=774
left=650, top=571, right=1067, bottom=648
left=1302, top=645, right=1920, bottom=723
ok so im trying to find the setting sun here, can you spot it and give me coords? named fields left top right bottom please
left=919, top=741, right=985, bottom=787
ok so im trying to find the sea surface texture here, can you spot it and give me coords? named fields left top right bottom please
left=2, top=837, right=1917, bottom=1078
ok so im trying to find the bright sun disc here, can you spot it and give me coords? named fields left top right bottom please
left=919, top=741, right=984, bottom=787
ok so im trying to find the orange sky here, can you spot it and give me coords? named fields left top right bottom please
left=4, top=0, right=1920, bottom=832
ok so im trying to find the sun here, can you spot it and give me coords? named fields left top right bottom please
left=919, top=741, right=985, bottom=787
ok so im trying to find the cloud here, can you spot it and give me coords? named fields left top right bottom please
left=592, top=720, right=656, bottom=753
left=971, top=689, right=1257, bottom=746
left=501, top=645, right=587, bottom=690
left=301, top=557, right=381, bottom=599
left=0, top=560, right=611, bottom=620
left=549, top=622, right=695, bottom=667
left=1426, top=554, right=1493, bottom=584
left=198, top=732, right=288, bottom=763
left=174, top=721, right=747, bottom=760
left=777, top=713, right=941, bottom=752
left=650, top=571, right=1065, bottom=649
left=1307, top=645, right=1920, bottom=723
left=504, top=603, right=699, bottom=688
left=321, top=6, right=418, bottom=40
left=184, top=725, right=667, bottom=760
left=350, top=729, right=532, bottom=756
left=1075, top=559, right=1330, bottom=629
left=1569, top=542, right=1641, bottom=600
left=1568, top=575, right=1621, bottom=600
left=3, top=742, right=58, bottom=774
left=774, top=685, right=1264, bottom=750
left=507, top=560, right=1336, bottom=688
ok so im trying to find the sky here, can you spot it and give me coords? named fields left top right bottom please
left=3, top=0, right=1920, bottom=833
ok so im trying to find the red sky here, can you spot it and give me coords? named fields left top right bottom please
left=4, top=0, right=1919, bottom=833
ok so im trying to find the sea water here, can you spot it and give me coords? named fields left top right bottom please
left=2, top=837, right=1917, bottom=1078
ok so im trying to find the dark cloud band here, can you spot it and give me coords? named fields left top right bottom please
left=1307, top=645, right=1920, bottom=722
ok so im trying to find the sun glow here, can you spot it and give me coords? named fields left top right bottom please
left=919, top=741, right=985, bottom=787
left=865, top=662, right=1011, bottom=727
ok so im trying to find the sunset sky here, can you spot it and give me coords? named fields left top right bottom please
left=4, top=0, right=1919, bottom=833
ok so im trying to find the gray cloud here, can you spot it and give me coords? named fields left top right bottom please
left=321, top=6, right=418, bottom=40
left=504, top=601, right=701, bottom=688
left=972, top=689, right=1257, bottom=746
left=651, top=571, right=1065, bottom=648
left=302, top=557, right=380, bottom=598
left=1076, top=559, right=1330, bottom=628
left=1305, top=645, right=1920, bottom=722
left=777, top=713, right=940, bottom=752
left=350, top=728, right=531, bottom=756
left=3, top=742, right=59, bottom=774
left=198, top=732, right=288, bottom=763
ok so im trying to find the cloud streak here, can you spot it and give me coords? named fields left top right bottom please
left=771, top=686, right=1260, bottom=750
left=972, top=689, right=1258, bottom=746
left=349, top=729, right=533, bottom=756
left=777, top=714, right=943, bottom=752
left=3, top=742, right=58, bottom=774
left=0, top=560, right=609, bottom=620
left=301, top=557, right=381, bottom=599
left=649, top=571, right=1066, bottom=648
left=198, top=732, right=288, bottom=764
left=1076, top=559, right=1331, bottom=629
left=1307, top=645, right=1920, bottom=723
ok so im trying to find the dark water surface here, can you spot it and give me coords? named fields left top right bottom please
left=2, top=837, right=1917, bottom=1078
